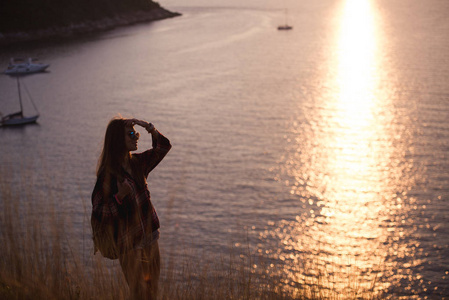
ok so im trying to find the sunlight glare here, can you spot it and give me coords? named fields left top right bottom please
left=273, top=0, right=393, bottom=296
left=337, top=0, right=377, bottom=122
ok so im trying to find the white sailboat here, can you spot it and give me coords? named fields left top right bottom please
left=1, top=77, right=39, bottom=126
left=278, top=9, right=293, bottom=30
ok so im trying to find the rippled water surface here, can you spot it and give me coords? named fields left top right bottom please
left=1, top=0, right=448, bottom=297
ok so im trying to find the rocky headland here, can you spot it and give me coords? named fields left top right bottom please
left=0, top=1, right=180, bottom=45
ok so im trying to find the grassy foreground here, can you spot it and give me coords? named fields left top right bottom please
left=0, top=177, right=380, bottom=299
left=0, top=178, right=296, bottom=300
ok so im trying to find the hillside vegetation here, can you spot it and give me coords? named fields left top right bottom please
left=0, top=0, right=180, bottom=44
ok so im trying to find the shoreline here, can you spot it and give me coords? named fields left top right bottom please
left=0, top=7, right=181, bottom=46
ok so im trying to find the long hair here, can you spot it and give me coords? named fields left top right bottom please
left=96, top=117, right=146, bottom=189
left=97, top=118, right=128, bottom=180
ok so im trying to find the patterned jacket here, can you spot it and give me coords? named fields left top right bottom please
left=91, top=131, right=171, bottom=254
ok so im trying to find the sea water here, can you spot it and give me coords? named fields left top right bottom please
left=1, top=0, right=448, bottom=297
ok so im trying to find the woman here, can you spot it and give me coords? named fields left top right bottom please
left=91, top=117, right=171, bottom=299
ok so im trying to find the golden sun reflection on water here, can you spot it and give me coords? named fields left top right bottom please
left=265, top=0, right=418, bottom=296
left=298, top=0, right=389, bottom=293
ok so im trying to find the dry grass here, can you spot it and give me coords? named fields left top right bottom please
left=0, top=176, right=379, bottom=300
left=0, top=176, right=298, bottom=300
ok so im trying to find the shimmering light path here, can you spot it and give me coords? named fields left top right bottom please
left=262, top=0, right=429, bottom=296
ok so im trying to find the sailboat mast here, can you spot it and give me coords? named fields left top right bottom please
left=17, top=77, right=23, bottom=117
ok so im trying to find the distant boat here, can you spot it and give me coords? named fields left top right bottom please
left=278, top=9, right=293, bottom=30
left=4, top=57, right=50, bottom=75
left=1, top=77, right=39, bottom=126
left=278, top=25, right=293, bottom=30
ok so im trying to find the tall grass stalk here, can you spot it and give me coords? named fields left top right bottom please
left=0, top=177, right=292, bottom=299
left=0, top=176, right=379, bottom=299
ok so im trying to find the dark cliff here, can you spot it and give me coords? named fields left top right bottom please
left=0, top=0, right=180, bottom=44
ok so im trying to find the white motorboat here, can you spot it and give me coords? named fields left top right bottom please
left=4, top=57, right=50, bottom=75
left=1, top=77, right=39, bottom=126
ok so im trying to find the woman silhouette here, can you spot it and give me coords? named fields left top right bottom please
left=91, top=117, right=171, bottom=299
